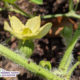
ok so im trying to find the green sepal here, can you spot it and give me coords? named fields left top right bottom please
left=19, top=40, right=34, bottom=58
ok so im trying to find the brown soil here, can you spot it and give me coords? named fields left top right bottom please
left=0, top=0, right=80, bottom=80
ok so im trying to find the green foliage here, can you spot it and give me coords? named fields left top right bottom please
left=30, top=0, right=43, bottom=5
left=69, top=0, right=73, bottom=11
left=61, top=26, right=73, bottom=46
left=1, top=0, right=80, bottom=19
left=59, top=24, right=80, bottom=73
left=0, top=0, right=80, bottom=80
left=0, top=44, right=63, bottom=80
left=39, top=60, right=52, bottom=70
left=3, top=0, right=16, bottom=4
left=77, top=56, right=80, bottom=61
left=0, top=24, right=80, bottom=80
left=1, top=23, right=80, bottom=80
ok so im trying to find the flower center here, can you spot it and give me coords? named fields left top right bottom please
left=22, top=28, right=32, bottom=35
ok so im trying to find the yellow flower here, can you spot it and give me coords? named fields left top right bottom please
left=4, top=16, right=52, bottom=40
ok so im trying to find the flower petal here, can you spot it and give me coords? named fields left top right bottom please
left=36, top=23, right=52, bottom=38
left=23, top=23, right=52, bottom=40
left=4, top=21, right=12, bottom=32
left=22, top=32, right=37, bottom=40
left=13, top=32, right=24, bottom=39
left=25, top=16, right=41, bottom=33
left=9, top=16, right=25, bottom=33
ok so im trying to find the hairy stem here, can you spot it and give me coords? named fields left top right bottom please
left=0, top=44, right=63, bottom=80
left=11, top=3, right=33, bottom=18
left=67, top=61, right=80, bottom=79
left=1, top=7, right=80, bottom=19
left=42, top=11, right=80, bottom=19
left=59, top=25, right=80, bottom=70
left=69, top=0, right=73, bottom=11
left=64, top=54, right=72, bottom=73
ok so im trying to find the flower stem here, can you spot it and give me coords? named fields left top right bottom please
left=11, top=3, right=33, bottom=18
left=69, top=0, right=73, bottom=11
left=0, top=44, right=63, bottom=80
left=63, top=54, right=72, bottom=73
left=59, top=25, right=80, bottom=70
left=42, top=11, right=80, bottom=19
left=67, top=61, right=80, bottom=79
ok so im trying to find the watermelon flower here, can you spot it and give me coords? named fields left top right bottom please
left=4, top=16, right=52, bottom=40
